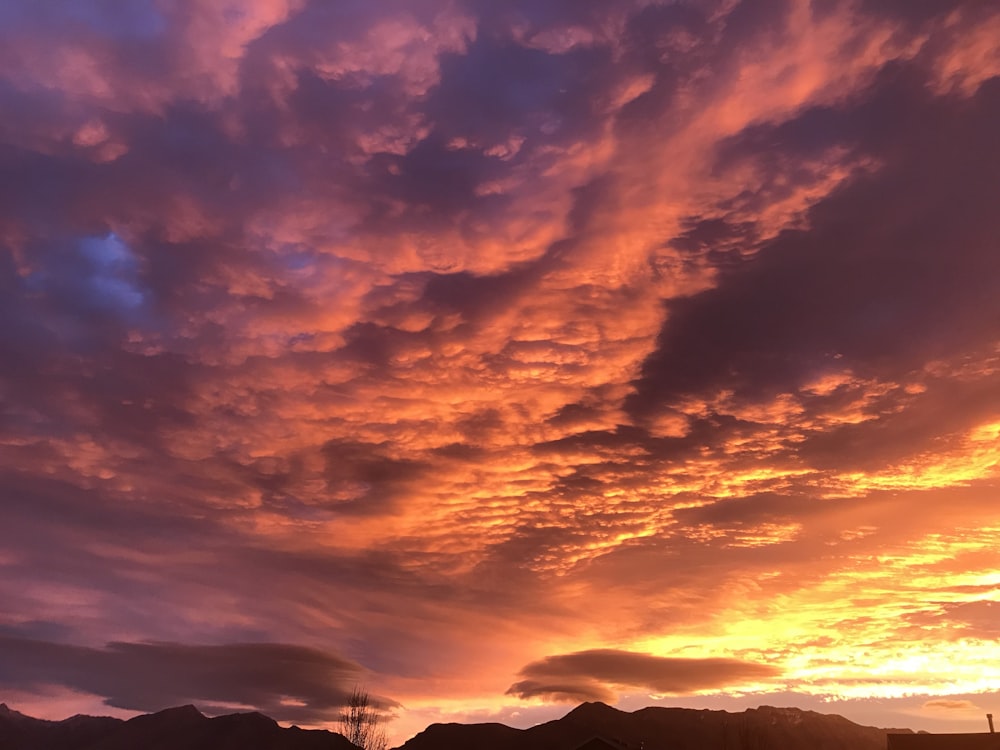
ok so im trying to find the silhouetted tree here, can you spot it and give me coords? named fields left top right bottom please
left=339, top=686, right=388, bottom=750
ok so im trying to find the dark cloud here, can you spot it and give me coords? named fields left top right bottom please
left=939, top=601, right=1000, bottom=635
left=721, top=0, right=794, bottom=46
left=320, top=439, right=429, bottom=516
left=507, top=649, right=780, bottom=703
left=794, top=372, right=1000, bottom=472
left=906, top=600, right=1000, bottom=639
left=369, top=136, right=503, bottom=223
left=418, top=265, right=539, bottom=324
left=428, top=35, right=609, bottom=146
left=631, top=68, right=1000, bottom=412
left=0, top=638, right=380, bottom=724
left=671, top=492, right=805, bottom=527
left=0, top=620, right=76, bottom=643
left=468, top=0, right=615, bottom=35
left=814, top=0, right=995, bottom=29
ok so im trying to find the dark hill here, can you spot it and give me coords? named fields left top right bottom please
left=1, top=700, right=917, bottom=750
left=394, top=701, right=914, bottom=750
left=0, top=703, right=121, bottom=750
left=395, top=722, right=524, bottom=750
left=0, top=703, right=360, bottom=750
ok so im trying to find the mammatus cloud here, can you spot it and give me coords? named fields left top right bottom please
left=507, top=650, right=781, bottom=703
left=0, top=637, right=385, bottom=724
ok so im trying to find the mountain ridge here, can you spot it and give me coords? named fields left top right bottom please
left=0, top=700, right=916, bottom=750
left=0, top=703, right=360, bottom=750
left=397, top=701, right=915, bottom=750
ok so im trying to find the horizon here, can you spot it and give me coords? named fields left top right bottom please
left=2, top=0, right=1000, bottom=747
left=4, top=696, right=999, bottom=744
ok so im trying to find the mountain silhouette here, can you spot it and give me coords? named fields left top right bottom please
left=0, top=703, right=360, bottom=750
left=1, top=700, right=918, bottom=750
left=395, top=701, right=915, bottom=750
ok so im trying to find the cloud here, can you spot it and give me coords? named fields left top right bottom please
left=922, top=699, right=981, bottom=712
left=507, top=649, right=781, bottom=703
left=0, top=637, right=385, bottom=724
left=921, top=699, right=984, bottom=718
left=653, top=70, right=1000, bottom=374
left=905, top=600, right=1000, bottom=639
left=627, top=66, right=1000, bottom=489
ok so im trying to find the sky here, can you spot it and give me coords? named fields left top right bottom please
left=1, top=0, right=999, bottom=743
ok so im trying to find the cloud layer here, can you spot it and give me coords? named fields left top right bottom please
left=1, top=0, right=999, bottom=740
left=0, top=637, right=370, bottom=724
left=507, top=650, right=780, bottom=703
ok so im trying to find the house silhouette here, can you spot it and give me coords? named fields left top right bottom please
left=887, top=733, right=1000, bottom=749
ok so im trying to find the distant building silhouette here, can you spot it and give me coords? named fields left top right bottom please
left=887, top=733, right=1000, bottom=749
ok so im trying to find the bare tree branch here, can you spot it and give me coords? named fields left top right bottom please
left=339, top=686, right=388, bottom=750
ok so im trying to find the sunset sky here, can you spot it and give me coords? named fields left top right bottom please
left=2, top=0, right=1000, bottom=743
